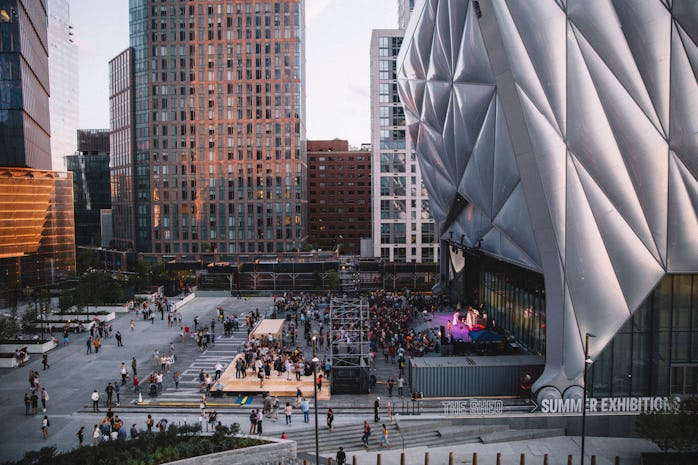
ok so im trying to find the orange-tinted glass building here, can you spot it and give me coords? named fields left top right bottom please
left=112, top=0, right=307, bottom=261
left=307, top=140, right=371, bottom=255
left=0, top=168, right=76, bottom=297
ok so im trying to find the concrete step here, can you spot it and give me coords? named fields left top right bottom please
left=436, top=424, right=509, bottom=440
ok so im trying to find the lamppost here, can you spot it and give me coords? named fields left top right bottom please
left=311, top=333, right=319, bottom=465
left=581, top=332, right=595, bottom=465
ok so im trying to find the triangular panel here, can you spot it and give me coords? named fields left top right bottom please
left=666, top=153, right=698, bottom=271
left=454, top=0, right=495, bottom=84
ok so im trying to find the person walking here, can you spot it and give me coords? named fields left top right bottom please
left=93, top=336, right=100, bottom=353
left=387, top=376, right=395, bottom=397
left=380, top=423, right=391, bottom=448
left=41, top=353, right=49, bottom=370
left=41, top=415, right=50, bottom=439
left=40, top=387, right=48, bottom=412
left=91, top=390, right=100, bottom=412
left=114, top=382, right=121, bottom=405
left=76, top=426, right=84, bottom=446
left=362, top=421, right=371, bottom=449
left=92, top=424, right=101, bottom=445
left=397, top=374, right=404, bottom=397
left=173, top=371, right=181, bottom=390
left=326, top=408, right=335, bottom=431
left=86, top=337, right=92, bottom=355
left=374, top=397, right=380, bottom=422
left=284, top=402, right=293, bottom=425
left=336, top=446, right=346, bottom=465
left=131, top=357, right=138, bottom=376
left=115, top=330, right=123, bottom=347
left=120, top=362, right=129, bottom=385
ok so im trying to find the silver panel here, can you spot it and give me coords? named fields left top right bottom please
left=398, top=0, right=698, bottom=400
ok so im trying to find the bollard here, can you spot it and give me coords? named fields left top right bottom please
left=304, top=461, right=309, bottom=465
left=449, top=452, right=455, bottom=465
left=543, top=454, right=548, bottom=465
left=328, top=458, right=333, bottom=465
left=401, top=452, right=406, bottom=465
left=473, top=452, right=478, bottom=465
left=353, top=456, right=358, bottom=465
left=496, top=452, right=502, bottom=465
left=615, top=457, right=621, bottom=465
left=591, top=456, right=596, bottom=465
left=424, top=452, right=429, bottom=465
left=520, top=453, right=525, bottom=465
left=377, top=453, right=382, bottom=465
left=568, top=455, right=573, bottom=465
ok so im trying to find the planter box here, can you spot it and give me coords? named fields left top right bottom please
left=0, top=352, right=29, bottom=368
left=88, top=304, right=131, bottom=314
left=163, top=436, right=294, bottom=465
left=172, top=292, right=196, bottom=311
left=31, top=320, right=94, bottom=332
left=0, top=339, right=57, bottom=354
left=44, top=311, right=116, bottom=323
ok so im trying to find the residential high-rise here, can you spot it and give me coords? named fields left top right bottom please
left=0, top=0, right=52, bottom=169
left=112, top=0, right=306, bottom=261
left=370, top=1, right=437, bottom=263
left=47, top=0, right=79, bottom=171
left=66, top=129, right=111, bottom=247
left=307, top=139, right=370, bottom=255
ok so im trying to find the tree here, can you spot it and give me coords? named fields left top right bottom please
left=75, top=271, right=124, bottom=307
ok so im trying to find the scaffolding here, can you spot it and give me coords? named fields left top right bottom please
left=330, top=297, right=371, bottom=393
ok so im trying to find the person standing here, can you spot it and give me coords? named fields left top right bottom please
left=24, top=392, right=31, bottom=416
left=397, top=374, right=404, bottom=397
left=284, top=402, right=293, bottom=425
left=387, top=376, right=395, bottom=397
left=76, top=426, right=84, bottom=446
left=40, top=387, right=48, bottom=412
left=326, top=408, right=335, bottom=431
left=131, top=357, right=138, bottom=376
left=120, top=362, right=128, bottom=385
left=114, top=382, right=121, bottom=405
left=30, top=390, right=39, bottom=416
left=93, top=336, right=100, bottom=353
left=41, top=415, right=50, bottom=439
left=130, top=423, right=139, bottom=438
left=105, top=382, right=114, bottom=408
left=336, top=446, right=346, bottom=465
left=173, top=371, right=181, bottom=390
left=248, top=409, right=257, bottom=434
left=115, top=331, right=123, bottom=347
left=374, top=397, right=380, bottom=422
left=301, top=398, right=310, bottom=423
left=41, top=353, right=49, bottom=370
left=256, top=409, right=263, bottom=435
left=86, top=337, right=92, bottom=355
left=146, top=414, right=154, bottom=432
left=91, top=390, right=100, bottom=412
left=92, top=424, right=101, bottom=445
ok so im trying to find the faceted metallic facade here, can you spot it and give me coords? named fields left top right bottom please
left=397, top=0, right=698, bottom=399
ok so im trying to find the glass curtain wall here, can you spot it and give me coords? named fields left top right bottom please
left=590, top=274, right=698, bottom=397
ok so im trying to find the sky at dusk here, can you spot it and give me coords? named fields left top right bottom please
left=68, top=0, right=400, bottom=148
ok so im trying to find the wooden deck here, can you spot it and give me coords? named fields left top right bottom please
left=214, top=354, right=331, bottom=400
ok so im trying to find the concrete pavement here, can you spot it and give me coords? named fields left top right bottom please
left=0, top=295, right=659, bottom=464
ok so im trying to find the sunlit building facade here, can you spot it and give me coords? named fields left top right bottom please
left=117, top=0, right=306, bottom=261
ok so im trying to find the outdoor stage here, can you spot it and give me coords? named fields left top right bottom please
left=212, top=318, right=330, bottom=400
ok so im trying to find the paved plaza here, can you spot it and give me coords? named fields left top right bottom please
left=0, top=295, right=659, bottom=464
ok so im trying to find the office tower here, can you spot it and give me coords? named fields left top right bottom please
left=66, top=129, right=111, bottom=247
left=113, top=0, right=306, bottom=260
left=307, top=139, right=371, bottom=256
left=109, top=48, right=136, bottom=251
left=47, top=0, right=79, bottom=171
left=370, top=1, right=437, bottom=263
left=0, top=0, right=51, bottom=169
left=398, top=0, right=698, bottom=398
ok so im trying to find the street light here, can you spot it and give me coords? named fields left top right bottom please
left=311, top=333, right=319, bottom=465
left=581, top=332, right=595, bottom=465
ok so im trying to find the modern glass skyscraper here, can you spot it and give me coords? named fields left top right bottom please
left=114, top=0, right=306, bottom=260
left=0, top=0, right=52, bottom=170
left=370, top=1, right=437, bottom=263
left=47, top=0, right=79, bottom=171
